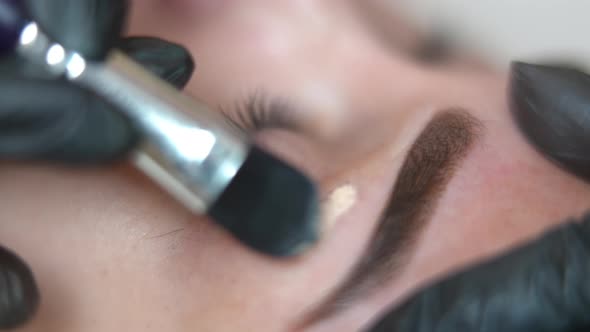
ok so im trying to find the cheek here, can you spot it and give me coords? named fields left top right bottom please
left=0, top=165, right=194, bottom=329
left=0, top=165, right=309, bottom=330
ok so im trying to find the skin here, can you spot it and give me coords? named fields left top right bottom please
left=1, top=1, right=589, bottom=331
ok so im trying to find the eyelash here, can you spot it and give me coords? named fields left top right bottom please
left=221, top=93, right=298, bottom=134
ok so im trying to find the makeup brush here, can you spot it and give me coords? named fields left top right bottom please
left=0, top=0, right=319, bottom=257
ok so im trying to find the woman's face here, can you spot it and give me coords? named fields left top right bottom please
left=3, top=1, right=590, bottom=331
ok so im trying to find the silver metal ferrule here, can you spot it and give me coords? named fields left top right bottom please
left=17, top=22, right=249, bottom=213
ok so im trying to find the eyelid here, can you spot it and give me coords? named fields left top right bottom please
left=220, top=93, right=301, bottom=134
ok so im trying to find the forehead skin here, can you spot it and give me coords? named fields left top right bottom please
left=0, top=2, right=589, bottom=332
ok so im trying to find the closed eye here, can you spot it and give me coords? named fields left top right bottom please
left=220, top=92, right=301, bottom=135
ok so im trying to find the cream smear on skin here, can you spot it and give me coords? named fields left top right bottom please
left=322, top=184, right=358, bottom=233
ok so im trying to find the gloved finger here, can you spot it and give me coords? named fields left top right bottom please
left=0, top=78, right=137, bottom=163
left=510, top=62, right=590, bottom=183
left=0, top=247, right=39, bottom=330
left=24, top=0, right=129, bottom=60
left=119, top=37, right=195, bottom=89
left=367, top=216, right=590, bottom=332
left=0, top=38, right=193, bottom=163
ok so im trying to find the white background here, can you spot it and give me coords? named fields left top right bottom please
left=392, top=1, right=589, bottom=69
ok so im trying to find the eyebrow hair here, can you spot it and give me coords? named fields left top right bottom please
left=298, top=110, right=483, bottom=327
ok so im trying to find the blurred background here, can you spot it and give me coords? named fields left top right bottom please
left=390, top=0, right=589, bottom=69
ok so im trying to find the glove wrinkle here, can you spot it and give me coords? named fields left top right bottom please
left=44, top=94, right=139, bottom=163
left=0, top=79, right=80, bottom=156
left=0, top=78, right=138, bottom=162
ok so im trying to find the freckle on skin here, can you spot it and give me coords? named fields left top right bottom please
left=321, top=184, right=358, bottom=233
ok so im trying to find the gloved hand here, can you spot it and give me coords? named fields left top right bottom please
left=0, top=0, right=194, bottom=328
left=367, top=63, right=590, bottom=332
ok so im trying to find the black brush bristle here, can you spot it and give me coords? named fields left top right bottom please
left=208, top=146, right=319, bottom=257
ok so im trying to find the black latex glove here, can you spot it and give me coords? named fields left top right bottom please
left=367, top=63, right=590, bottom=332
left=0, top=0, right=194, bottom=328
left=1, top=0, right=194, bottom=163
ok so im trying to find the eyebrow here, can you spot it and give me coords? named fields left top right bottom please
left=299, top=110, right=483, bottom=326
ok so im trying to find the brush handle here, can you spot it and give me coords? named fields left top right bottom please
left=78, top=51, right=249, bottom=213
left=0, top=0, right=28, bottom=55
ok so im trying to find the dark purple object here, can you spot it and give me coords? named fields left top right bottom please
left=0, top=0, right=27, bottom=56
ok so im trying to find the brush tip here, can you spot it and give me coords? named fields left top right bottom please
left=208, top=146, right=319, bottom=257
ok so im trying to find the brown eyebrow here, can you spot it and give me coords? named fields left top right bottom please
left=297, top=110, right=483, bottom=327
